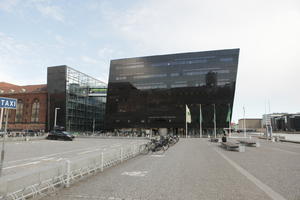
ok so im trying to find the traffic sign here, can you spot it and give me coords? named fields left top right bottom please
left=0, top=97, right=17, bottom=109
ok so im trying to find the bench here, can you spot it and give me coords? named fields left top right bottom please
left=221, top=141, right=245, bottom=152
left=237, top=139, right=260, bottom=147
left=210, top=138, right=220, bottom=143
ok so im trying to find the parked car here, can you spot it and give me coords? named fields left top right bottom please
left=46, top=131, right=75, bottom=141
left=0, top=132, right=5, bottom=137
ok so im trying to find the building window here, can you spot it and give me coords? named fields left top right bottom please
left=15, top=100, right=23, bottom=123
left=31, top=99, right=40, bottom=123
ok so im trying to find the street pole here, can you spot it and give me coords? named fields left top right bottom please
left=213, top=104, right=216, bottom=138
left=54, top=108, right=60, bottom=129
left=68, top=120, right=71, bottom=131
left=0, top=108, right=3, bottom=130
left=186, top=119, right=188, bottom=138
left=0, top=108, right=8, bottom=176
left=93, top=118, right=95, bottom=135
left=243, top=106, right=246, bottom=138
left=199, top=104, right=202, bottom=138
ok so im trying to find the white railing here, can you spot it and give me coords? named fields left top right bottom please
left=0, top=143, right=147, bottom=200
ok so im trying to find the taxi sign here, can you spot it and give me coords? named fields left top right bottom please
left=0, top=97, right=17, bottom=109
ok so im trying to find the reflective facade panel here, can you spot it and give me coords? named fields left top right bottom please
left=48, top=66, right=107, bottom=132
left=106, top=49, right=239, bottom=131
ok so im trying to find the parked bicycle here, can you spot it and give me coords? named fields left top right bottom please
left=140, top=135, right=179, bottom=154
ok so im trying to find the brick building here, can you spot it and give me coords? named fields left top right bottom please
left=0, top=82, right=48, bottom=132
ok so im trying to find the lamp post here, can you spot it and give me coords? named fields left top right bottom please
left=54, top=108, right=60, bottom=129
left=243, top=106, right=246, bottom=138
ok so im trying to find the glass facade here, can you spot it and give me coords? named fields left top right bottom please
left=106, top=49, right=239, bottom=135
left=47, top=66, right=107, bottom=132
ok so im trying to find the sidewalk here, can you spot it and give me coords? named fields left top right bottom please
left=43, top=139, right=300, bottom=200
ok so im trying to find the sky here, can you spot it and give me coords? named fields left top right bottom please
left=0, top=0, right=300, bottom=123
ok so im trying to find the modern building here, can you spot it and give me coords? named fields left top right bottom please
left=263, top=113, right=300, bottom=132
left=0, top=82, right=48, bottom=132
left=238, top=118, right=262, bottom=130
left=106, top=49, right=240, bottom=136
left=47, top=66, right=107, bottom=132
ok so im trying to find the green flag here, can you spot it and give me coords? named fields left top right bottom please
left=186, top=105, right=191, bottom=123
left=199, top=104, right=203, bottom=123
left=226, top=105, right=231, bottom=123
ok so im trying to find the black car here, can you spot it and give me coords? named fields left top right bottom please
left=46, top=131, right=75, bottom=141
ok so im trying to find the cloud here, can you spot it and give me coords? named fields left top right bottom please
left=0, top=0, right=20, bottom=12
left=0, top=0, right=65, bottom=22
left=36, top=4, right=64, bottom=22
left=81, top=56, right=99, bottom=64
left=54, top=34, right=66, bottom=45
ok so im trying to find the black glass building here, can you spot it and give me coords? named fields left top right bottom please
left=105, top=49, right=239, bottom=136
left=47, top=66, right=107, bottom=132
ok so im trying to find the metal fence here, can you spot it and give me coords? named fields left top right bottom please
left=0, top=142, right=147, bottom=200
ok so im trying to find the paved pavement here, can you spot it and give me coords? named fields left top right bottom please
left=0, top=138, right=146, bottom=176
left=41, top=138, right=300, bottom=200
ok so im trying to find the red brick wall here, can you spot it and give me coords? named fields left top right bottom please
left=1, top=92, right=48, bottom=131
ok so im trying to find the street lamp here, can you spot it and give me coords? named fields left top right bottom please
left=54, top=108, right=60, bottom=129
left=243, top=106, right=246, bottom=138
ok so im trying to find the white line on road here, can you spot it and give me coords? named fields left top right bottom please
left=121, top=171, right=148, bottom=177
left=77, top=149, right=100, bottom=155
left=4, top=146, right=100, bottom=164
left=4, top=161, right=41, bottom=170
left=150, top=155, right=165, bottom=157
left=42, top=157, right=56, bottom=161
left=214, top=148, right=287, bottom=200
left=267, top=147, right=299, bottom=155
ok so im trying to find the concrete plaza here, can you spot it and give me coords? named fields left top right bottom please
left=42, top=138, right=300, bottom=200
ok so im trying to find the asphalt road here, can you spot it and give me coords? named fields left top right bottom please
left=41, top=138, right=300, bottom=200
left=0, top=138, right=146, bottom=177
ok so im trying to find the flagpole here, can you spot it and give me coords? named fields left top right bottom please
left=186, top=105, right=188, bottom=138
left=214, top=104, right=216, bottom=138
left=186, top=118, right=188, bottom=138
left=199, top=104, right=202, bottom=138
left=228, top=104, right=231, bottom=137
left=243, top=106, right=246, bottom=138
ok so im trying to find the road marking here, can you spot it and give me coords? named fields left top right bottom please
left=5, top=146, right=98, bottom=164
left=150, top=155, right=165, bottom=157
left=214, top=148, right=287, bottom=200
left=275, top=142, right=300, bottom=149
left=4, top=161, right=41, bottom=170
left=121, top=171, right=148, bottom=177
left=77, top=149, right=100, bottom=155
left=56, top=158, right=63, bottom=161
left=267, top=147, right=299, bottom=155
left=42, top=157, right=55, bottom=161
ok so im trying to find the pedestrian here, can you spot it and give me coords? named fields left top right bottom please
left=222, top=133, right=227, bottom=142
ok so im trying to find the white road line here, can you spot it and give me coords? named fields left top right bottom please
left=121, top=171, right=148, bottom=177
left=5, top=147, right=98, bottom=164
left=4, top=161, right=41, bottom=170
left=275, top=142, right=300, bottom=149
left=42, top=157, right=55, bottom=161
left=214, top=148, right=287, bottom=200
left=77, top=149, right=100, bottom=155
left=267, top=147, right=299, bottom=155
left=56, top=158, right=63, bottom=162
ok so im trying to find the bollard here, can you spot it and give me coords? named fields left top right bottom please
left=101, top=152, right=104, bottom=172
left=65, top=160, right=71, bottom=188
left=120, top=147, right=123, bottom=162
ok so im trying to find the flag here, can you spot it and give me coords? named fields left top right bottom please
left=199, top=104, right=203, bottom=123
left=186, top=105, right=191, bottom=123
left=213, top=104, right=216, bottom=123
left=226, top=104, right=231, bottom=123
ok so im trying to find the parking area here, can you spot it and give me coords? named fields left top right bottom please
left=0, top=138, right=146, bottom=177
left=41, top=138, right=300, bottom=200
